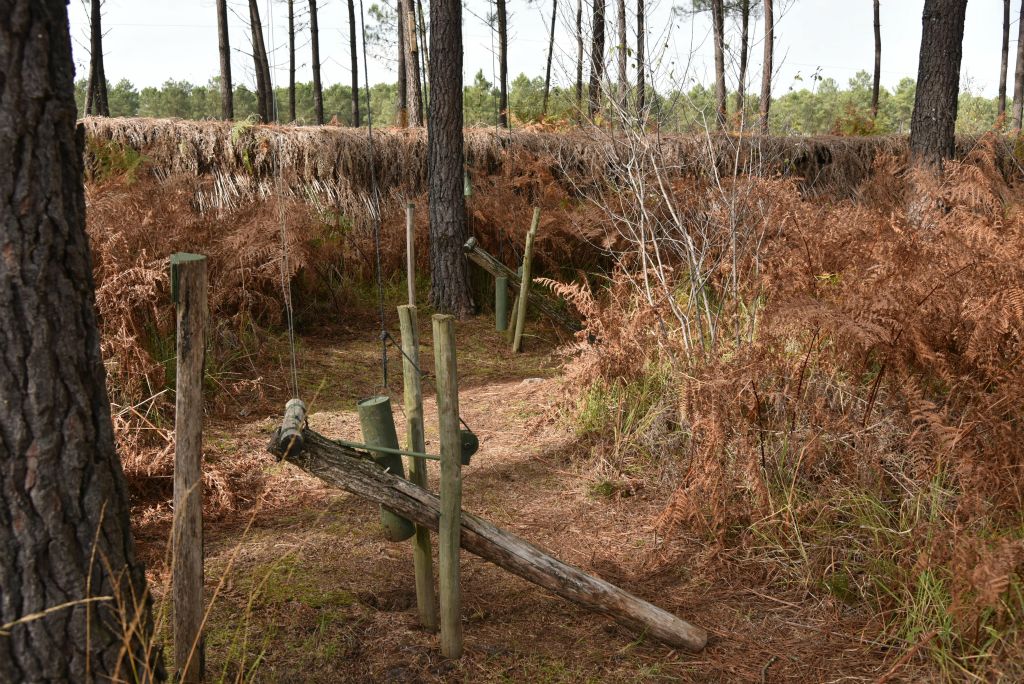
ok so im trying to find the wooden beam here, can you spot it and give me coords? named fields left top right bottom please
left=463, top=237, right=582, bottom=333
left=512, top=207, right=541, bottom=353
left=267, top=428, right=708, bottom=653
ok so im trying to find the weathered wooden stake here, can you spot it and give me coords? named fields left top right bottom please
left=357, top=396, right=416, bottom=542
left=512, top=208, right=541, bottom=353
left=495, top=275, right=508, bottom=332
left=433, top=314, right=463, bottom=658
left=170, top=252, right=207, bottom=684
left=405, top=202, right=416, bottom=306
left=398, top=305, right=438, bottom=630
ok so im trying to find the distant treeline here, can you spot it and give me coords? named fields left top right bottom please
left=76, top=70, right=1002, bottom=136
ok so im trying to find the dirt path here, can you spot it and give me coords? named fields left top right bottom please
left=137, top=317, right=894, bottom=683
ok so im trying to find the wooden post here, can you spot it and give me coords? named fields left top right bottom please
left=512, top=208, right=541, bottom=353
left=433, top=314, right=463, bottom=658
left=406, top=202, right=416, bottom=306
left=357, top=396, right=416, bottom=542
left=495, top=275, right=508, bottom=332
left=170, top=252, right=207, bottom=684
left=398, top=305, right=438, bottom=630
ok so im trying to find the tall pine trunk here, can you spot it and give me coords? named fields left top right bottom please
left=759, top=0, right=773, bottom=134
left=909, top=0, right=968, bottom=169
left=616, top=0, right=627, bottom=114
left=636, top=0, right=645, bottom=122
left=736, top=0, right=749, bottom=123
left=588, top=0, right=606, bottom=121
left=872, top=0, right=881, bottom=118
left=417, top=0, right=430, bottom=114
left=428, top=0, right=474, bottom=316
left=497, top=0, right=509, bottom=127
left=397, top=6, right=408, bottom=126
left=309, top=0, right=324, bottom=124
left=543, top=0, right=558, bottom=118
left=348, top=0, right=361, bottom=127
left=1, top=2, right=156, bottom=679
left=576, top=0, right=584, bottom=118
left=711, top=0, right=726, bottom=130
left=87, top=0, right=109, bottom=116
left=1013, top=0, right=1024, bottom=129
left=249, top=0, right=274, bottom=122
left=999, top=0, right=1010, bottom=120
left=288, top=0, right=297, bottom=122
left=402, top=0, right=424, bottom=126
left=217, top=0, right=234, bottom=119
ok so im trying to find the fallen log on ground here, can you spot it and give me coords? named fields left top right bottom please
left=268, top=427, right=707, bottom=652
left=463, top=237, right=583, bottom=333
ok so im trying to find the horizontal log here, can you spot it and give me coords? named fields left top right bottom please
left=268, top=428, right=707, bottom=652
left=463, top=237, right=582, bottom=333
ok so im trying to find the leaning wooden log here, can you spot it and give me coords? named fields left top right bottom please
left=463, top=237, right=582, bottom=333
left=267, top=427, right=707, bottom=652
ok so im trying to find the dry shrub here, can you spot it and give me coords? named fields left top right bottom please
left=558, top=132, right=1024, bottom=676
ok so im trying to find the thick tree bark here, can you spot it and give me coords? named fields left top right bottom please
left=872, top=0, right=881, bottom=118
left=543, top=0, right=558, bottom=117
left=759, top=0, right=773, bottom=134
left=497, top=0, right=509, bottom=128
left=0, top=2, right=157, bottom=680
left=348, top=0, right=361, bottom=127
left=397, top=6, right=408, bottom=126
left=588, top=0, right=606, bottom=121
left=288, top=0, right=297, bottom=122
left=736, top=0, right=749, bottom=122
left=217, top=0, right=234, bottom=119
left=87, top=0, right=109, bottom=116
left=711, top=0, right=727, bottom=129
left=402, top=0, right=424, bottom=126
left=909, top=0, right=967, bottom=168
left=309, top=0, right=325, bottom=125
left=999, top=0, right=1010, bottom=119
left=576, top=0, right=584, bottom=118
left=249, top=0, right=274, bottom=122
left=636, top=0, right=645, bottom=121
left=1013, top=0, right=1024, bottom=129
left=616, top=0, right=627, bottom=114
left=428, top=0, right=474, bottom=316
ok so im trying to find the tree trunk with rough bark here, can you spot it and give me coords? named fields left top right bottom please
left=497, top=0, right=509, bottom=128
left=711, top=0, right=726, bottom=129
left=403, top=0, right=424, bottom=126
left=288, top=0, right=297, bottom=122
left=736, top=0, right=749, bottom=123
left=999, top=0, right=1010, bottom=120
left=636, top=0, right=645, bottom=122
left=909, top=0, right=967, bottom=168
left=616, top=0, right=627, bottom=115
left=87, top=0, right=109, bottom=116
left=543, top=0, right=558, bottom=117
left=217, top=0, right=234, bottom=119
left=417, top=0, right=430, bottom=114
left=428, top=0, right=474, bottom=316
left=249, top=0, right=274, bottom=122
left=309, top=0, right=324, bottom=124
left=872, top=0, right=881, bottom=118
left=0, top=2, right=157, bottom=680
left=348, top=0, right=361, bottom=127
left=1013, top=0, right=1024, bottom=129
left=397, top=6, right=408, bottom=126
left=576, top=0, right=584, bottom=118
left=589, top=0, right=606, bottom=121
left=759, top=0, right=773, bottom=134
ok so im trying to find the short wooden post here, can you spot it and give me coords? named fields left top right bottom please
left=357, top=396, right=416, bottom=542
left=495, top=275, right=508, bottom=332
left=170, top=253, right=207, bottom=684
left=505, top=267, right=522, bottom=345
left=512, top=207, right=541, bottom=353
left=398, top=305, right=438, bottom=630
left=433, top=314, right=463, bottom=658
left=405, top=202, right=416, bottom=306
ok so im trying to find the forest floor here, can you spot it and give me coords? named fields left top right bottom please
left=132, top=313, right=909, bottom=683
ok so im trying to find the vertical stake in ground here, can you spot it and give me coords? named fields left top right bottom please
left=170, top=252, right=207, bottom=684
left=398, top=305, right=438, bottom=630
left=433, top=314, right=463, bottom=658
left=406, top=202, right=416, bottom=306
left=495, top=275, right=508, bottom=332
left=512, top=207, right=541, bottom=353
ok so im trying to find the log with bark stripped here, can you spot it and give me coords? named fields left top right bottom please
left=267, top=427, right=707, bottom=652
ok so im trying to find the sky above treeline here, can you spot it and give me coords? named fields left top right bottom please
left=69, top=0, right=1009, bottom=98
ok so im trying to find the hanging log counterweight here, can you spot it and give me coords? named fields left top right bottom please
left=267, top=427, right=707, bottom=653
